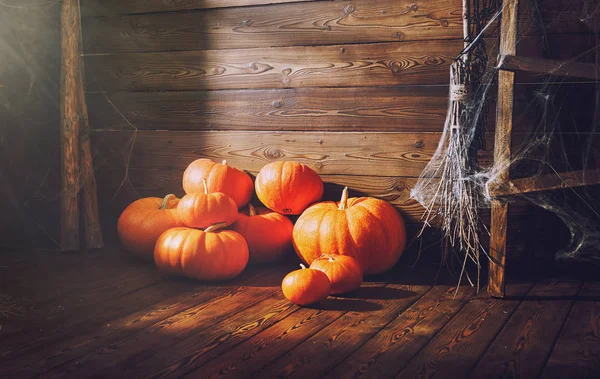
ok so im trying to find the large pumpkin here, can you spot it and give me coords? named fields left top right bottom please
left=177, top=180, right=238, bottom=229
left=154, top=223, right=249, bottom=281
left=292, top=187, right=406, bottom=275
left=255, top=161, right=324, bottom=215
left=230, top=203, right=294, bottom=263
left=117, top=194, right=182, bottom=260
left=183, top=158, right=253, bottom=209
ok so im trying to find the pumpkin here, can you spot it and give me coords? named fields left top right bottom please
left=117, top=194, right=182, bottom=260
left=183, top=158, right=253, bottom=209
left=154, top=223, right=249, bottom=281
left=177, top=179, right=237, bottom=229
left=281, top=264, right=331, bottom=306
left=292, top=187, right=406, bottom=275
left=230, top=203, right=294, bottom=263
left=255, top=161, right=324, bottom=215
left=309, top=254, right=363, bottom=294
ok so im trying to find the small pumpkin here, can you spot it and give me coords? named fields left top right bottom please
left=281, top=264, right=331, bottom=306
left=230, top=203, right=294, bottom=263
left=293, top=187, right=407, bottom=275
left=183, top=158, right=253, bottom=209
left=154, top=223, right=249, bottom=281
left=309, top=254, right=363, bottom=294
left=117, top=194, right=182, bottom=260
left=255, top=161, right=324, bottom=215
left=177, top=179, right=237, bottom=229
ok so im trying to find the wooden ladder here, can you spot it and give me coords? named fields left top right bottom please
left=488, top=0, right=600, bottom=297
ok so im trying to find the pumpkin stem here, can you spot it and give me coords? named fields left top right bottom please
left=339, top=187, right=349, bottom=210
left=248, top=203, right=257, bottom=217
left=160, top=194, right=176, bottom=210
left=203, top=179, right=209, bottom=195
left=222, top=160, right=228, bottom=165
left=300, top=263, right=307, bottom=269
left=204, top=222, right=228, bottom=233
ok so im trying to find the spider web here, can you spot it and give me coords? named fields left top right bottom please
left=411, top=0, right=600, bottom=288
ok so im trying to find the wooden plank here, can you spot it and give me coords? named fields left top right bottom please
left=323, top=285, right=475, bottom=379
left=488, top=0, right=519, bottom=299
left=489, top=169, right=600, bottom=197
left=86, top=86, right=449, bottom=132
left=82, top=0, right=463, bottom=54
left=469, top=280, right=582, bottom=379
left=250, top=283, right=434, bottom=378
left=540, top=282, right=600, bottom=379
left=41, top=284, right=287, bottom=379
left=499, top=55, right=600, bottom=80
left=80, top=0, right=318, bottom=16
left=90, top=130, right=494, bottom=178
left=83, top=41, right=460, bottom=92
left=69, top=294, right=298, bottom=379
left=394, top=282, right=533, bottom=379
left=1, top=266, right=287, bottom=378
left=161, top=280, right=393, bottom=379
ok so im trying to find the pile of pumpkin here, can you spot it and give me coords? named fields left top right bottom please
left=117, top=158, right=407, bottom=306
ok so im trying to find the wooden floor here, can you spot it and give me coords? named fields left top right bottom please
left=0, top=247, right=599, bottom=379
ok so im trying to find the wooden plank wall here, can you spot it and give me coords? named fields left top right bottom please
left=80, top=0, right=599, bottom=249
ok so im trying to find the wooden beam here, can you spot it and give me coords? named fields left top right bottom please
left=488, top=169, right=600, bottom=197
left=489, top=0, right=520, bottom=298
left=498, top=54, right=600, bottom=80
left=60, top=0, right=81, bottom=251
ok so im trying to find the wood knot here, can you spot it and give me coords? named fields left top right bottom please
left=409, top=4, right=418, bottom=12
left=394, top=181, right=407, bottom=192
left=342, top=4, right=356, bottom=15
left=425, top=56, right=441, bottom=65
left=414, top=140, right=424, bottom=148
left=249, top=62, right=259, bottom=70
left=212, top=67, right=225, bottom=75
left=393, top=32, right=403, bottom=39
left=315, top=161, right=323, bottom=169
left=440, top=19, right=449, bottom=27
left=241, top=19, right=253, bottom=27
left=272, top=101, right=283, bottom=108
left=264, top=148, right=284, bottom=159
left=381, top=10, right=387, bottom=14
left=339, top=47, right=346, bottom=53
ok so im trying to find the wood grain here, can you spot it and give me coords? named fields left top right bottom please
left=83, top=41, right=460, bottom=92
left=41, top=286, right=286, bottom=379
left=2, top=267, right=286, bottom=379
left=499, top=55, right=600, bottom=80
left=59, top=0, right=82, bottom=251
left=252, top=282, right=433, bottom=378
left=104, top=295, right=299, bottom=379
left=394, top=282, right=534, bottom=379
left=469, top=280, right=582, bottom=379
left=82, top=0, right=463, bottom=54
left=540, top=282, right=600, bottom=379
left=89, top=130, right=495, bottom=178
left=86, top=86, right=449, bottom=132
left=80, top=0, right=318, bottom=16
left=324, top=285, right=475, bottom=379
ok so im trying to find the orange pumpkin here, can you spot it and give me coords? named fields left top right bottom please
left=293, top=187, right=406, bottom=275
left=230, top=203, right=294, bottom=263
left=117, top=194, right=182, bottom=260
left=309, top=254, right=363, bottom=294
left=154, top=223, right=249, bottom=281
left=281, top=264, right=331, bottom=306
left=177, top=180, right=237, bottom=229
left=183, top=158, right=253, bottom=209
left=255, top=161, right=324, bottom=215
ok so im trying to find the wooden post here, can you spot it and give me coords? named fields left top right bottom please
left=61, top=0, right=104, bottom=251
left=60, top=0, right=81, bottom=251
left=489, top=0, right=519, bottom=297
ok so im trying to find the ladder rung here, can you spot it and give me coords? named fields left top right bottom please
left=488, top=169, right=600, bottom=197
left=498, top=54, right=600, bottom=80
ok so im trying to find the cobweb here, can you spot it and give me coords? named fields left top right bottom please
left=411, top=0, right=600, bottom=288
